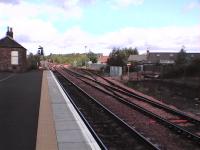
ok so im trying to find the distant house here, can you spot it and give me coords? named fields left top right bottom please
left=128, top=55, right=147, bottom=71
left=146, top=50, right=200, bottom=64
left=128, top=50, right=200, bottom=72
left=128, top=55, right=147, bottom=63
left=129, top=50, right=200, bottom=65
left=0, top=27, right=27, bottom=72
left=97, top=55, right=109, bottom=64
left=88, top=55, right=109, bottom=70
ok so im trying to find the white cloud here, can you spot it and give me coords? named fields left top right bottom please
left=109, top=0, right=144, bottom=8
left=39, top=25, right=200, bottom=55
left=0, top=1, right=83, bottom=23
left=0, top=1, right=199, bottom=56
left=0, top=0, right=82, bottom=54
left=47, top=0, right=96, bottom=8
left=0, top=0, right=20, bottom=4
left=1, top=22, right=199, bottom=56
left=80, top=25, right=200, bottom=55
left=183, top=1, right=200, bottom=12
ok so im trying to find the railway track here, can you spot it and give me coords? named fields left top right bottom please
left=55, top=67, right=200, bottom=149
left=83, top=69, right=200, bottom=123
left=68, top=68, right=200, bottom=137
left=53, top=70, right=160, bottom=150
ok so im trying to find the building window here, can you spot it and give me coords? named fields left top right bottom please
left=170, top=54, right=174, bottom=57
left=11, top=51, right=18, bottom=65
left=156, top=54, right=160, bottom=57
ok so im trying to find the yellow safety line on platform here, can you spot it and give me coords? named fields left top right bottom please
left=36, top=71, right=58, bottom=150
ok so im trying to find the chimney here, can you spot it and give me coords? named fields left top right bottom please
left=6, top=26, right=10, bottom=37
left=10, top=27, right=13, bottom=38
left=6, top=26, right=13, bottom=38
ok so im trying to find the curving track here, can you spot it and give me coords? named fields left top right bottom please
left=54, top=69, right=160, bottom=150
left=69, top=68, right=200, bottom=138
left=55, top=67, right=200, bottom=150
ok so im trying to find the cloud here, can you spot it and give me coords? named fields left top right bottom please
left=90, top=25, right=200, bottom=54
left=2, top=24, right=198, bottom=55
left=0, top=0, right=83, bottom=25
left=109, top=0, right=144, bottom=8
left=0, top=0, right=199, bottom=55
left=183, top=1, right=200, bottom=12
left=47, top=0, right=96, bottom=8
left=0, top=0, right=20, bottom=4
left=49, top=25, right=200, bottom=55
left=15, top=34, right=31, bottom=43
left=79, top=0, right=96, bottom=5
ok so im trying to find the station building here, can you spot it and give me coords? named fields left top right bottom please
left=0, top=27, right=27, bottom=72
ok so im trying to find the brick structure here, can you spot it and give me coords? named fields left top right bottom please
left=0, top=27, right=27, bottom=72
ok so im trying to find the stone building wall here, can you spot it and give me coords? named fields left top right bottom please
left=0, top=47, right=27, bottom=72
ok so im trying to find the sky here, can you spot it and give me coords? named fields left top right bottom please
left=0, top=0, right=199, bottom=55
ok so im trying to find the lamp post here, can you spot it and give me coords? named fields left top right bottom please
left=127, top=63, right=131, bottom=80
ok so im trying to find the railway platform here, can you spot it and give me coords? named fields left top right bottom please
left=0, top=70, right=100, bottom=150
left=0, top=70, right=42, bottom=150
left=36, top=70, right=100, bottom=150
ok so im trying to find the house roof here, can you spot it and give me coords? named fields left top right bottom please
left=147, top=52, right=177, bottom=63
left=128, top=52, right=200, bottom=64
left=128, top=55, right=147, bottom=62
left=147, top=52, right=200, bottom=64
left=98, top=55, right=109, bottom=63
left=0, top=36, right=26, bottom=49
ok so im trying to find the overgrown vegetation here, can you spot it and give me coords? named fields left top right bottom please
left=87, top=51, right=98, bottom=63
left=107, top=47, right=138, bottom=66
left=175, top=48, right=187, bottom=65
left=27, top=53, right=40, bottom=69
left=49, top=53, right=88, bottom=66
left=45, top=51, right=98, bottom=66
left=162, top=48, right=200, bottom=78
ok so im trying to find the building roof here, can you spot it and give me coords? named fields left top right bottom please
left=147, top=52, right=177, bottom=64
left=128, top=55, right=147, bottom=62
left=147, top=52, right=200, bottom=64
left=0, top=36, right=26, bottom=49
left=98, top=55, right=109, bottom=63
left=128, top=52, right=200, bottom=64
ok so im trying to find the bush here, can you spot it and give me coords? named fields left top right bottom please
left=27, top=53, right=39, bottom=70
left=163, top=58, right=200, bottom=78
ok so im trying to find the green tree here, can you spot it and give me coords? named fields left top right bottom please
left=175, top=46, right=187, bottom=65
left=107, top=47, right=139, bottom=66
left=87, top=51, right=98, bottom=63
left=50, top=53, right=88, bottom=66
left=185, top=58, right=200, bottom=76
left=27, top=53, right=40, bottom=69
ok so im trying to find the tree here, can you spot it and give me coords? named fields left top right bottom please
left=27, top=53, right=40, bottom=69
left=107, top=47, right=139, bottom=66
left=175, top=46, right=187, bottom=65
left=87, top=51, right=98, bottom=63
left=185, top=58, right=200, bottom=76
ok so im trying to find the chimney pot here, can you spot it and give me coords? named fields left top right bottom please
left=6, top=26, right=13, bottom=38
left=10, top=27, right=13, bottom=38
left=6, top=26, right=10, bottom=36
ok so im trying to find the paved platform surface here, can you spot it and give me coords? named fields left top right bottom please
left=47, top=71, right=100, bottom=150
left=36, top=71, right=58, bottom=150
left=0, top=72, right=14, bottom=81
left=0, top=70, right=100, bottom=150
left=0, top=71, right=43, bottom=150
